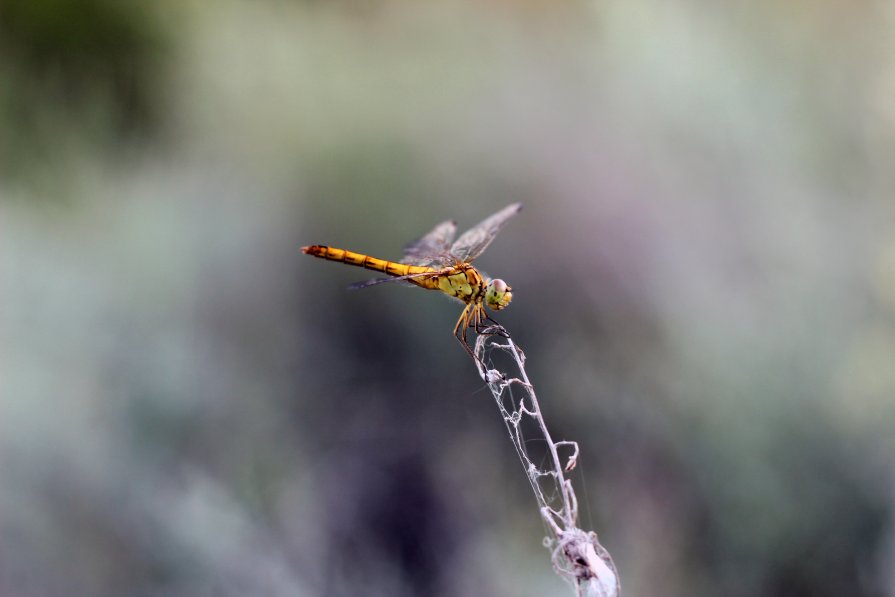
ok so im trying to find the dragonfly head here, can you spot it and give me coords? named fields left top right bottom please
left=485, top=278, right=513, bottom=311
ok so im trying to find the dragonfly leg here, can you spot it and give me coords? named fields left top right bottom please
left=455, top=303, right=508, bottom=369
left=453, top=304, right=477, bottom=360
left=471, top=304, right=493, bottom=338
left=482, top=311, right=510, bottom=338
left=453, top=303, right=470, bottom=338
left=481, top=311, right=520, bottom=357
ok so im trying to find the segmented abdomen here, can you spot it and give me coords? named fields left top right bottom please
left=301, top=245, right=437, bottom=286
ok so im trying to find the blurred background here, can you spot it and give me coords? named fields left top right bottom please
left=2, top=0, right=894, bottom=595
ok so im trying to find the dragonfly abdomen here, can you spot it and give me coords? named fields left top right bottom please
left=302, top=245, right=434, bottom=280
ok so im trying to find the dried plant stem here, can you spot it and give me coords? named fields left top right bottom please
left=474, top=326, right=620, bottom=597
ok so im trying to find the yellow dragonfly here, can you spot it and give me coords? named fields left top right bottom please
left=302, top=203, right=522, bottom=357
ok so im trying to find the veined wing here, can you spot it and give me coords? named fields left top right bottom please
left=450, top=203, right=522, bottom=263
left=400, top=219, right=457, bottom=267
left=348, top=270, right=439, bottom=290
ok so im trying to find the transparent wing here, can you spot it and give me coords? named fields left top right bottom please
left=450, top=203, right=522, bottom=263
left=400, top=219, right=457, bottom=267
left=348, top=270, right=439, bottom=290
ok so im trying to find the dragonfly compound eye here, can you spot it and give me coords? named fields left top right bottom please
left=486, top=279, right=513, bottom=311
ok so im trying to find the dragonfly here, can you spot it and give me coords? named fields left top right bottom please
left=302, top=203, right=522, bottom=358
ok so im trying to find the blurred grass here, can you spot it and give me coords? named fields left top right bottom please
left=2, top=1, right=895, bottom=596
left=0, top=0, right=167, bottom=183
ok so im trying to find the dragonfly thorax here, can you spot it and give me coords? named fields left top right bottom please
left=485, top=278, right=513, bottom=311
